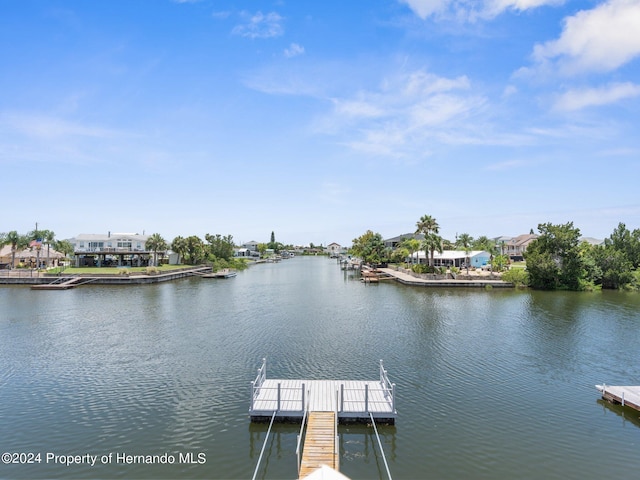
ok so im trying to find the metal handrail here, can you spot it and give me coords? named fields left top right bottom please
left=339, top=384, right=393, bottom=413
left=369, top=412, right=392, bottom=480
left=253, top=358, right=267, bottom=387
left=295, top=387, right=310, bottom=475
left=252, top=411, right=276, bottom=480
left=334, top=388, right=340, bottom=471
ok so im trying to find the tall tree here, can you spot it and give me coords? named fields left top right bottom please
left=525, top=222, right=584, bottom=290
left=171, top=236, right=188, bottom=265
left=205, top=233, right=235, bottom=261
left=423, top=233, right=443, bottom=269
left=400, top=238, right=422, bottom=265
left=146, top=233, right=168, bottom=266
left=351, top=230, right=386, bottom=265
left=53, top=239, right=74, bottom=258
left=184, top=236, right=205, bottom=265
left=456, top=232, right=473, bottom=272
left=2, top=231, right=28, bottom=269
left=28, top=228, right=55, bottom=267
left=473, top=235, right=497, bottom=271
left=415, top=215, right=440, bottom=267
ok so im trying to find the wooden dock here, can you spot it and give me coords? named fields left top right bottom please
left=298, top=412, right=338, bottom=479
left=250, top=359, right=395, bottom=479
left=31, top=277, right=86, bottom=290
left=596, top=385, right=640, bottom=411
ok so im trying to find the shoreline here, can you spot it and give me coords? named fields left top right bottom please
left=0, top=266, right=211, bottom=287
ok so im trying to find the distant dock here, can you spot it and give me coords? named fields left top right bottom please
left=596, top=384, right=640, bottom=411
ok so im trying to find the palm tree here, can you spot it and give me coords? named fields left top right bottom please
left=415, top=215, right=440, bottom=268
left=31, top=229, right=56, bottom=267
left=456, top=232, right=473, bottom=273
left=401, top=238, right=422, bottom=266
left=473, top=235, right=497, bottom=271
left=146, top=233, right=168, bottom=266
left=423, top=233, right=443, bottom=269
left=171, top=236, right=188, bottom=265
left=3, top=231, right=28, bottom=269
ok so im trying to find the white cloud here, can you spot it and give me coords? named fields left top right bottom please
left=553, top=82, right=640, bottom=111
left=232, top=11, right=284, bottom=39
left=399, top=0, right=450, bottom=19
left=284, top=43, right=305, bottom=58
left=399, top=0, right=563, bottom=20
left=533, top=0, right=640, bottom=75
left=319, top=69, right=487, bottom=157
left=485, top=158, right=529, bottom=171
left=1, top=111, right=117, bottom=139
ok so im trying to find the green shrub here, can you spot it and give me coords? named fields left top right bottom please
left=502, top=268, right=529, bottom=287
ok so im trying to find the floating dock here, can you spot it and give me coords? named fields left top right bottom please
left=596, top=384, right=640, bottom=411
left=249, top=359, right=395, bottom=479
left=249, top=359, right=397, bottom=424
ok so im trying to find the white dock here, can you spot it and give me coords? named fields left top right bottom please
left=596, top=385, right=640, bottom=411
left=250, top=359, right=397, bottom=424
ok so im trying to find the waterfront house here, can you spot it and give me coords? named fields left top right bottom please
left=241, top=241, right=260, bottom=252
left=327, top=242, right=344, bottom=257
left=68, top=232, right=151, bottom=267
left=0, top=245, right=65, bottom=269
left=500, top=234, right=538, bottom=261
left=384, top=233, right=424, bottom=250
left=411, top=250, right=491, bottom=268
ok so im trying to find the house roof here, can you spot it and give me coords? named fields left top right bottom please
left=412, top=250, right=490, bottom=260
left=508, top=234, right=538, bottom=246
left=579, top=236, right=604, bottom=245
left=71, top=233, right=149, bottom=242
left=0, top=245, right=65, bottom=260
left=384, top=233, right=424, bottom=243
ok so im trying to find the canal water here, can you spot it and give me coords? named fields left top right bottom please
left=1, top=256, right=640, bottom=479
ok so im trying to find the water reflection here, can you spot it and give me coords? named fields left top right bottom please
left=2, top=258, right=640, bottom=479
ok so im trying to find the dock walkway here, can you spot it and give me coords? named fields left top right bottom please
left=31, top=277, right=86, bottom=290
left=298, top=411, right=338, bottom=479
left=596, top=385, right=640, bottom=411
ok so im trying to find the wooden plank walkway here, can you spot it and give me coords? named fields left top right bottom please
left=31, top=277, right=84, bottom=290
left=299, top=411, right=338, bottom=479
left=596, top=385, right=640, bottom=411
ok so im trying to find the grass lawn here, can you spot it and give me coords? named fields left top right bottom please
left=47, top=265, right=193, bottom=275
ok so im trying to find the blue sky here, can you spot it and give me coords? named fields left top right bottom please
left=2, top=0, right=639, bottom=246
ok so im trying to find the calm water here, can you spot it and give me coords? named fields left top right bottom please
left=1, top=256, right=640, bottom=479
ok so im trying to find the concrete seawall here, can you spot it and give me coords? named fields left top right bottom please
left=378, top=267, right=514, bottom=288
left=0, top=267, right=211, bottom=287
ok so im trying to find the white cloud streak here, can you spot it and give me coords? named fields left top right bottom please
left=317, top=70, right=490, bottom=158
left=399, top=0, right=564, bottom=20
left=232, top=11, right=284, bottom=39
left=533, top=0, right=640, bottom=75
left=553, top=82, right=640, bottom=111
left=284, top=43, right=304, bottom=58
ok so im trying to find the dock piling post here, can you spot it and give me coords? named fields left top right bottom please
left=622, top=391, right=625, bottom=406
left=277, top=383, right=281, bottom=411
left=250, top=381, right=255, bottom=411
left=302, top=383, right=305, bottom=412
left=365, top=384, right=369, bottom=413
left=340, top=384, right=344, bottom=412
left=392, top=383, right=396, bottom=413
